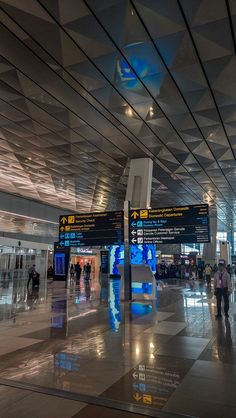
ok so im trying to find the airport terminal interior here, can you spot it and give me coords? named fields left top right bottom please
left=1, top=1, right=236, bottom=417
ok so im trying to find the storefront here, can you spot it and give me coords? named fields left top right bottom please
left=70, top=248, right=101, bottom=279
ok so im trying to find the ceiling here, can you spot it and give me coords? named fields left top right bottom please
left=0, top=0, right=235, bottom=228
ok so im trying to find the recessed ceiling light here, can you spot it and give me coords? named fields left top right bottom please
left=126, top=107, right=133, bottom=117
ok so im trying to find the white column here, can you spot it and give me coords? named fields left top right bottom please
left=203, top=212, right=217, bottom=266
left=125, top=158, right=153, bottom=209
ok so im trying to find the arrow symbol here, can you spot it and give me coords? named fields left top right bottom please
left=131, top=221, right=136, bottom=227
left=132, top=371, right=138, bottom=379
left=60, top=216, right=67, bottom=225
left=131, top=238, right=137, bottom=244
left=60, top=226, right=65, bottom=232
left=133, top=392, right=142, bottom=402
left=131, top=211, right=139, bottom=220
left=131, top=230, right=137, bottom=236
left=59, top=241, right=64, bottom=246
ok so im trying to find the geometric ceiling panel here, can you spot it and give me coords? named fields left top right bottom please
left=0, top=0, right=235, bottom=228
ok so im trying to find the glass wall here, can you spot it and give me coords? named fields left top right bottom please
left=0, top=244, right=48, bottom=319
left=181, top=243, right=203, bottom=255
left=0, top=245, right=47, bottom=281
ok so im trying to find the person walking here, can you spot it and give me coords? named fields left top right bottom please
left=227, top=264, right=232, bottom=278
left=214, top=262, right=232, bottom=319
left=27, top=264, right=40, bottom=290
left=197, top=265, right=203, bottom=280
left=84, top=262, right=91, bottom=281
left=75, top=262, right=82, bottom=282
left=27, top=264, right=36, bottom=290
left=70, top=264, right=75, bottom=279
left=204, top=264, right=212, bottom=286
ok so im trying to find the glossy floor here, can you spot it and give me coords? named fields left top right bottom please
left=0, top=275, right=236, bottom=418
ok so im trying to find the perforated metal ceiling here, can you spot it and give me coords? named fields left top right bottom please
left=0, top=0, right=235, bottom=228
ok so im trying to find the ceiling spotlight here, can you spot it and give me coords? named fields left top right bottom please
left=131, top=9, right=134, bottom=15
left=28, top=157, right=32, bottom=161
left=126, top=107, right=133, bottom=117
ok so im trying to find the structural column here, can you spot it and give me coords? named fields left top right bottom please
left=124, top=158, right=153, bottom=301
left=203, top=211, right=217, bottom=266
left=227, top=229, right=234, bottom=258
left=125, top=158, right=153, bottom=209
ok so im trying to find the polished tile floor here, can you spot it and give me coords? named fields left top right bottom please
left=0, top=275, right=236, bottom=418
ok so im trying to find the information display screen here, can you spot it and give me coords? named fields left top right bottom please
left=54, top=253, right=66, bottom=275
left=59, top=211, right=124, bottom=247
left=129, top=204, right=210, bottom=245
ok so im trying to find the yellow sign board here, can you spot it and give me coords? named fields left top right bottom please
left=143, top=394, right=152, bottom=404
left=140, top=210, right=148, bottom=219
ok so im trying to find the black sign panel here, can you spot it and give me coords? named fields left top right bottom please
left=59, top=211, right=123, bottom=247
left=101, top=250, right=109, bottom=274
left=129, top=204, right=210, bottom=245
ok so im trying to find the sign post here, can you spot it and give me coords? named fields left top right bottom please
left=124, top=200, right=132, bottom=302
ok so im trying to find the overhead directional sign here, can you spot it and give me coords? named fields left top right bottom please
left=129, top=204, right=210, bottom=245
left=59, top=211, right=123, bottom=247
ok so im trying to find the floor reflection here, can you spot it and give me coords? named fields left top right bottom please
left=0, top=277, right=235, bottom=418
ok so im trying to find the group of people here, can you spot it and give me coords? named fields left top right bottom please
left=70, top=262, right=91, bottom=282
left=155, top=261, right=233, bottom=283
left=28, top=261, right=92, bottom=290
left=155, top=261, right=206, bottom=280
left=155, top=260, right=233, bottom=320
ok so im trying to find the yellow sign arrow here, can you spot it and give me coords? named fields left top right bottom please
left=131, top=211, right=139, bottom=220
left=133, top=393, right=142, bottom=402
left=60, top=216, right=67, bottom=225
left=60, top=226, right=65, bottom=232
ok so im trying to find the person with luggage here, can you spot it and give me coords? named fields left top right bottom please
left=27, top=264, right=40, bottom=290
